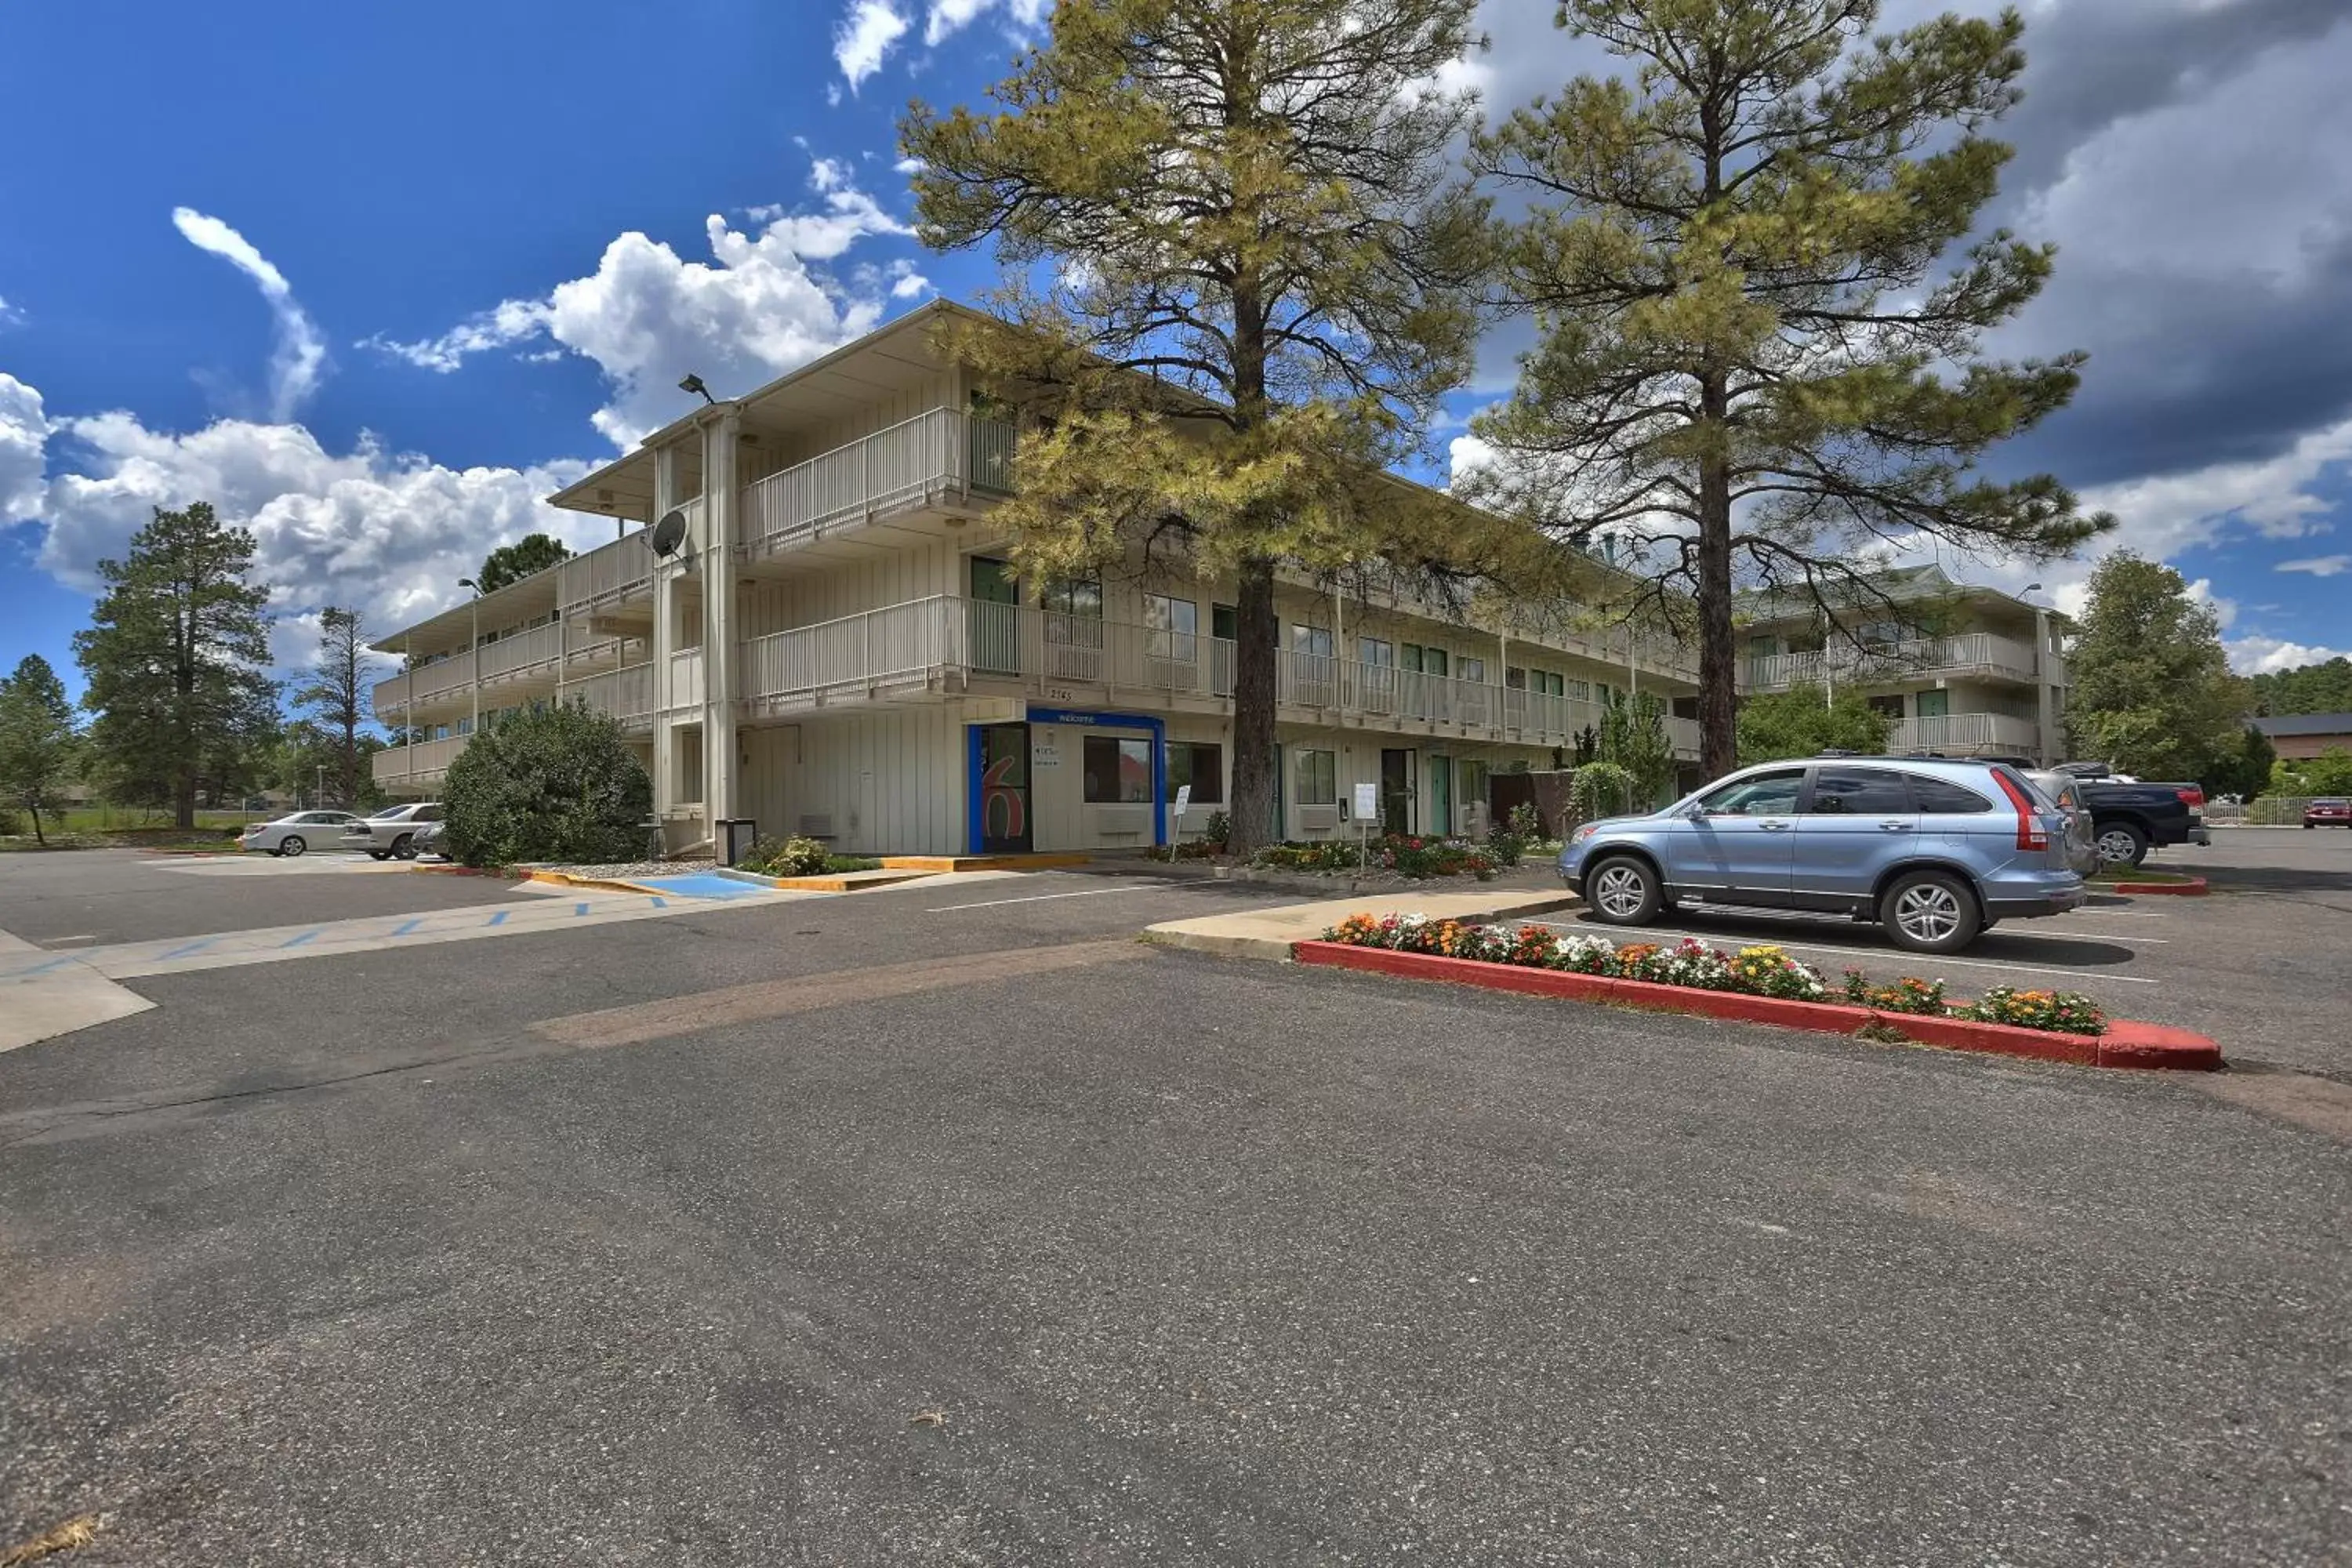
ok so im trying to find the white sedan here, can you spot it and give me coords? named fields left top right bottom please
left=237, top=810, right=361, bottom=857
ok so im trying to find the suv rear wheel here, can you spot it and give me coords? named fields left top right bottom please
left=1584, top=855, right=1663, bottom=927
left=1882, top=869, right=1980, bottom=954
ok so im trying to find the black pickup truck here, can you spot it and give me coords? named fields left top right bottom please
left=2053, top=766, right=2209, bottom=867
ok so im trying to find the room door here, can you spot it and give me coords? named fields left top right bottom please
left=968, top=557, right=1021, bottom=675
left=1426, top=753, right=1452, bottom=837
left=977, top=723, right=1032, bottom=852
left=1380, top=748, right=1414, bottom=835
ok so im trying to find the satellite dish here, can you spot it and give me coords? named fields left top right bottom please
left=650, top=508, right=690, bottom=558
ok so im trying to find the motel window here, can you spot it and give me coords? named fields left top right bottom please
left=1868, top=694, right=1907, bottom=718
left=1083, top=735, right=1153, bottom=804
left=1041, top=575, right=1103, bottom=619
left=1458, top=656, right=1486, bottom=684
left=1167, top=742, right=1224, bottom=804
left=1423, top=647, right=1448, bottom=678
left=1359, top=637, right=1394, bottom=666
left=1297, top=749, right=1338, bottom=806
left=1565, top=677, right=1592, bottom=702
left=1401, top=644, right=1425, bottom=673
left=1504, top=666, right=1527, bottom=689
left=1292, top=624, right=1334, bottom=659
left=1536, top=671, right=1564, bottom=696
left=1144, top=594, right=1198, bottom=660
left=1212, top=603, right=1236, bottom=641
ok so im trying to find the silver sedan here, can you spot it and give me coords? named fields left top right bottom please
left=236, top=810, right=361, bottom=858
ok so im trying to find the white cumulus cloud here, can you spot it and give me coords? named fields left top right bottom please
left=364, top=172, right=914, bottom=449
left=171, top=207, right=328, bottom=419
left=924, top=0, right=1048, bottom=46
left=0, top=372, right=47, bottom=522
left=23, top=395, right=600, bottom=662
left=2227, top=634, right=2351, bottom=676
left=836, top=0, right=910, bottom=90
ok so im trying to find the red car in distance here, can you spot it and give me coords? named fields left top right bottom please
left=2305, top=797, right=2351, bottom=829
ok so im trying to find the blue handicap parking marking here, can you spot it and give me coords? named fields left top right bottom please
left=158, top=937, right=219, bottom=961
left=575, top=902, right=592, bottom=916
left=390, top=918, right=426, bottom=936
left=633, top=873, right=765, bottom=900
left=487, top=910, right=509, bottom=927
left=279, top=930, right=320, bottom=949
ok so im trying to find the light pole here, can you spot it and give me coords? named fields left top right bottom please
left=316, top=764, right=326, bottom=811
left=459, top=577, right=482, bottom=737
left=2020, top=582, right=2053, bottom=764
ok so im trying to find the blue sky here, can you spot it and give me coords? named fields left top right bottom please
left=3, top=0, right=2350, bottom=706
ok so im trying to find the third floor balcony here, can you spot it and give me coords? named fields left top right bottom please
left=739, top=408, right=1014, bottom=568
left=1744, top=631, right=2046, bottom=693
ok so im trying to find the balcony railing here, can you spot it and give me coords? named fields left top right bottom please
left=736, top=595, right=1704, bottom=755
left=557, top=522, right=662, bottom=615
left=372, top=655, right=475, bottom=717
left=1744, top=632, right=2042, bottom=692
left=739, top=408, right=1015, bottom=561
left=568, top=662, right=658, bottom=731
left=1888, top=712, right=2041, bottom=754
left=475, top=620, right=568, bottom=682
left=668, top=646, right=705, bottom=713
left=372, top=735, right=468, bottom=785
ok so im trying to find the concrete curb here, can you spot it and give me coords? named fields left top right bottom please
left=523, top=869, right=664, bottom=895
left=1290, top=942, right=2223, bottom=1072
left=1145, top=893, right=1581, bottom=962
left=2110, top=876, right=2210, bottom=896
left=714, top=866, right=930, bottom=893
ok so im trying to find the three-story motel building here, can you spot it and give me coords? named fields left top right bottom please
left=370, top=300, right=1705, bottom=857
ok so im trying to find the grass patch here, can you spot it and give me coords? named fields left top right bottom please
left=2091, top=864, right=2197, bottom=884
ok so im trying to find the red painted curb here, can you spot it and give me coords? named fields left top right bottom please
left=1290, top=942, right=2220, bottom=1071
left=2111, top=876, right=2209, bottom=896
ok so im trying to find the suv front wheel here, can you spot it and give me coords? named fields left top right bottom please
left=1583, top=855, right=1663, bottom=927
left=1882, top=869, right=1981, bottom=955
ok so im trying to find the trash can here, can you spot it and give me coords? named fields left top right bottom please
left=717, top=818, right=759, bottom=867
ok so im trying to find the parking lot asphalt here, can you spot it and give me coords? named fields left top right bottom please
left=0, top=849, right=539, bottom=948
left=4, top=858, right=2350, bottom=1566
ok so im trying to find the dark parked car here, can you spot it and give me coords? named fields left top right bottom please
left=2050, top=766, right=2209, bottom=867
left=2307, top=797, right=2351, bottom=829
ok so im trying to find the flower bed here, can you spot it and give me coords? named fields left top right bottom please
left=1321, top=914, right=2108, bottom=1036
left=1257, top=836, right=1498, bottom=880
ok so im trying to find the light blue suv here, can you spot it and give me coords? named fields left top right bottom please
left=1557, top=757, right=2085, bottom=954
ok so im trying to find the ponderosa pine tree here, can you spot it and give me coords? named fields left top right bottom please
left=293, top=606, right=379, bottom=808
left=1465, top=0, right=2112, bottom=778
left=74, top=502, right=275, bottom=827
left=900, top=0, right=1496, bottom=852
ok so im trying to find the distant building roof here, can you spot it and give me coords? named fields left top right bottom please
left=2252, top=713, right=2352, bottom=738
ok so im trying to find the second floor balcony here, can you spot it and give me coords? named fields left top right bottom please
left=739, top=408, right=1014, bottom=565
left=736, top=595, right=1701, bottom=757
left=1744, top=631, right=2045, bottom=693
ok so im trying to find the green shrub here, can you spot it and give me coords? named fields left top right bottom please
left=739, top=834, right=832, bottom=877
left=441, top=704, right=652, bottom=869
left=1569, top=763, right=1638, bottom=821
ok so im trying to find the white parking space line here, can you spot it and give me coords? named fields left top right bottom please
left=926, top=884, right=1178, bottom=913
left=1533, top=922, right=2159, bottom=985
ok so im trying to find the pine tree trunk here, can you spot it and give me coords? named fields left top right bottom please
left=1226, top=554, right=1280, bottom=856
left=1696, top=379, right=1737, bottom=781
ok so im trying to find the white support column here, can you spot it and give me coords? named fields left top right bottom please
left=702, top=409, right=742, bottom=832
left=2034, top=605, right=2055, bottom=764
left=651, top=443, right=681, bottom=818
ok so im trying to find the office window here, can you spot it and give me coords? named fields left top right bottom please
left=1083, top=735, right=1153, bottom=803
left=1167, top=742, right=1223, bottom=804
left=1296, top=749, right=1337, bottom=805
left=1042, top=575, right=1102, bottom=618
left=1144, top=593, right=1198, bottom=659
left=1292, top=624, right=1334, bottom=658
left=1212, top=603, right=1237, bottom=641
left=1359, top=637, right=1395, bottom=666
left=1459, top=656, right=1486, bottom=684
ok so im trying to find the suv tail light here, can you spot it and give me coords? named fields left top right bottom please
left=1991, top=770, right=2049, bottom=851
left=2175, top=786, right=2205, bottom=809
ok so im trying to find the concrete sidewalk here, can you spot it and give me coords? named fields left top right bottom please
left=1144, top=887, right=1579, bottom=961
